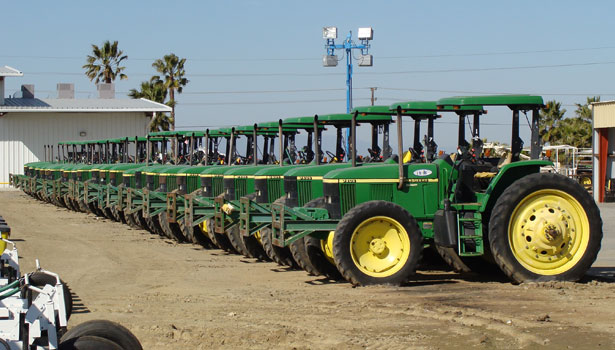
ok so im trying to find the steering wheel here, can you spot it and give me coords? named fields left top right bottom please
left=325, top=150, right=335, bottom=160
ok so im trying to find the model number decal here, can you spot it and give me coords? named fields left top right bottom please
left=341, top=179, right=356, bottom=183
left=413, top=169, right=432, bottom=177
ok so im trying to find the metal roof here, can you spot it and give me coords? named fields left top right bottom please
left=0, top=66, right=23, bottom=77
left=0, top=97, right=171, bottom=113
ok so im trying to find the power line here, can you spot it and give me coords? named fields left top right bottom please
left=2, top=44, right=615, bottom=62
left=21, top=87, right=356, bottom=95
left=359, top=61, right=615, bottom=75
left=181, top=98, right=372, bottom=106
left=378, top=87, right=614, bottom=96
left=20, top=60, right=615, bottom=79
left=18, top=86, right=615, bottom=98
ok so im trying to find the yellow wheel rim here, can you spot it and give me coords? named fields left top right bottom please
left=0, top=232, right=8, bottom=254
left=350, top=216, right=411, bottom=278
left=509, top=189, right=590, bottom=275
left=198, top=221, right=208, bottom=234
left=320, top=231, right=336, bottom=265
left=254, top=230, right=262, bottom=244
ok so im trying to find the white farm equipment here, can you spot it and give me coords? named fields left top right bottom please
left=0, top=217, right=141, bottom=350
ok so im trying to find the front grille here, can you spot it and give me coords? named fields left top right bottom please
left=166, top=175, right=178, bottom=192
left=235, top=178, right=248, bottom=199
left=340, top=183, right=356, bottom=216
left=212, top=176, right=225, bottom=197
left=267, top=178, right=282, bottom=203
left=297, top=179, right=312, bottom=206
left=187, top=175, right=200, bottom=193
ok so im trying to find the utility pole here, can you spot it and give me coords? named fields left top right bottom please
left=370, top=87, right=377, bottom=106
left=322, top=26, right=374, bottom=160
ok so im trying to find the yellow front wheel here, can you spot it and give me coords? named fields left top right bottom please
left=333, top=201, right=423, bottom=286
left=489, top=173, right=602, bottom=283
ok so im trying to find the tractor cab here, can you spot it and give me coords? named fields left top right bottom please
left=349, top=106, right=395, bottom=163
left=436, top=95, right=543, bottom=204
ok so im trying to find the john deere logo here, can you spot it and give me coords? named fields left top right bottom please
left=413, top=169, right=432, bottom=177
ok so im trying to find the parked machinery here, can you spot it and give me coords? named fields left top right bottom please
left=11, top=94, right=603, bottom=287
left=272, top=96, right=602, bottom=285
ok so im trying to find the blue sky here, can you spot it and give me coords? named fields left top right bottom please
left=2, top=0, right=614, bottom=153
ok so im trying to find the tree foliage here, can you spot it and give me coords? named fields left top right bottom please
left=539, top=100, right=566, bottom=145
left=152, top=54, right=189, bottom=131
left=539, top=97, right=598, bottom=148
left=128, top=77, right=171, bottom=132
left=82, top=40, right=128, bottom=84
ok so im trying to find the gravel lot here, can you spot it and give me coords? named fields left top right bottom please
left=1, top=190, right=613, bottom=349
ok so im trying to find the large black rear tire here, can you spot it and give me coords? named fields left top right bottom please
left=158, top=212, right=188, bottom=242
left=227, top=224, right=250, bottom=257
left=207, top=219, right=237, bottom=253
left=259, top=196, right=297, bottom=268
left=179, top=219, right=216, bottom=249
left=261, top=227, right=297, bottom=268
left=304, top=234, right=343, bottom=280
left=290, top=197, right=331, bottom=276
left=489, top=172, right=602, bottom=283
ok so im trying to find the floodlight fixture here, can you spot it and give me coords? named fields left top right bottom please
left=358, top=54, right=373, bottom=67
left=357, top=27, right=373, bottom=40
left=323, top=55, right=338, bottom=67
left=323, top=26, right=338, bottom=39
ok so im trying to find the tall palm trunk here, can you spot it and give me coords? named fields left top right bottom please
left=169, top=87, right=175, bottom=131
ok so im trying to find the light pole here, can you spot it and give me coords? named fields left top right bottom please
left=322, top=26, right=373, bottom=160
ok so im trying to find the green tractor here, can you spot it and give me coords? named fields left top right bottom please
left=211, top=120, right=319, bottom=259
left=182, top=123, right=299, bottom=253
left=272, top=95, right=602, bottom=285
left=239, top=112, right=394, bottom=271
left=266, top=108, right=434, bottom=277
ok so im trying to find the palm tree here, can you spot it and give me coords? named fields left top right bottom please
left=575, top=96, right=600, bottom=122
left=152, top=54, right=189, bottom=131
left=128, top=77, right=170, bottom=132
left=539, top=100, right=566, bottom=145
left=83, top=40, right=128, bottom=84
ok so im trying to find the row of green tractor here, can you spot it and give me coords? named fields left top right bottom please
left=11, top=95, right=602, bottom=286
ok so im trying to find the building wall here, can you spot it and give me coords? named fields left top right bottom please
left=0, top=112, right=148, bottom=188
left=594, top=101, right=615, bottom=128
left=592, top=102, right=615, bottom=201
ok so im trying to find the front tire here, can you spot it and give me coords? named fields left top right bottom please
left=489, top=173, right=602, bottom=283
left=333, top=201, right=423, bottom=286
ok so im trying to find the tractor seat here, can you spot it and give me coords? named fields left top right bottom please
left=497, top=152, right=512, bottom=169
left=474, top=171, right=497, bottom=179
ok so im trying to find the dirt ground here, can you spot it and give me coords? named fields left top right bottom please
left=1, top=190, right=614, bottom=350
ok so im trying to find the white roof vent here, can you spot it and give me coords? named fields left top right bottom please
left=57, top=83, right=75, bottom=99
left=97, top=83, right=115, bottom=99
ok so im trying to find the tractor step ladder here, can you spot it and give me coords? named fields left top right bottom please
left=458, top=212, right=484, bottom=257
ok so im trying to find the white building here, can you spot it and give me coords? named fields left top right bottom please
left=0, top=66, right=171, bottom=188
